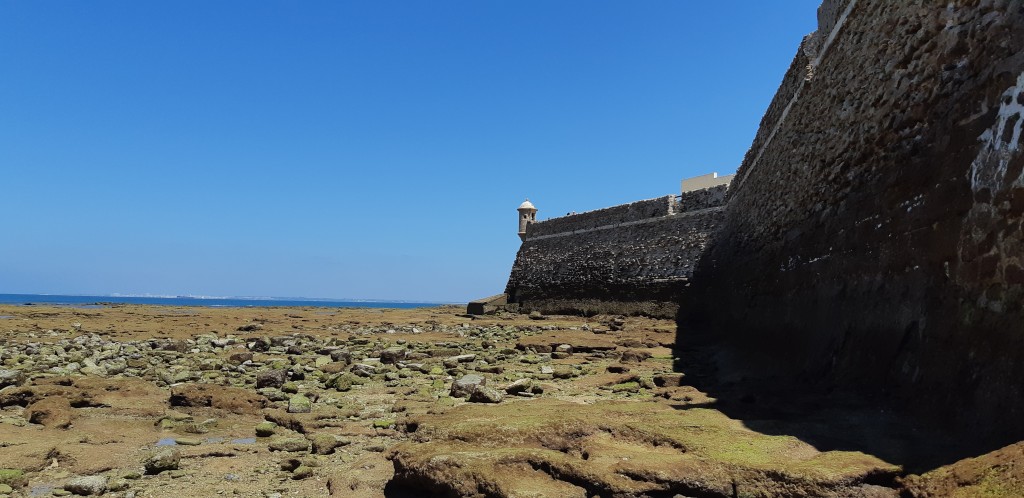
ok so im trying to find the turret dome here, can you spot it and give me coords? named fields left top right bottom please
left=518, top=199, right=536, bottom=211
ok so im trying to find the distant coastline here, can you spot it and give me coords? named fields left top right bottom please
left=0, top=293, right=448, bottom=309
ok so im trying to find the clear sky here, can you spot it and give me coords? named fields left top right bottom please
left=1, top=1, right=821, bottom=303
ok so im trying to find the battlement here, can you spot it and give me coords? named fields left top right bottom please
left=521, top=173, right=732, bottom=242
left=503, top=173, right=732, bottom=317
left=524, top=196, right=676, bottom=239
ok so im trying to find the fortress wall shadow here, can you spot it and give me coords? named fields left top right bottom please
left=676, top=0, right=1024, bottom=473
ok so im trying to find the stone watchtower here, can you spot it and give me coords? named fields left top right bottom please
left=517, top=199, right=537, bottom=241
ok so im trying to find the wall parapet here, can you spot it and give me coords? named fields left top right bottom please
left=525, top=196, right=676, bottom=238
left=679, top=184, right=729, bottom=212
left=524, top=183, right=732, bottom=241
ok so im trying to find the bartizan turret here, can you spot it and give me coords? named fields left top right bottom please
left=517, top=199, right=537, bottom=241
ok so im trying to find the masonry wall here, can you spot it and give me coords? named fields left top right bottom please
left=681, top=0, right=1024, bottom=446
left=506, top=187, right=727, bottom=318
left=679, top=184, right=729, bottom=211
left=525, top=196, right=676, bottom=238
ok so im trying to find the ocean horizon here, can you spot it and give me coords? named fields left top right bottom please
left=0, top=293, right=451, bottom=309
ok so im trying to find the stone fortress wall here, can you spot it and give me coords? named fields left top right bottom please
left=682, top=0, right=1024, bottom=447
left=504, top=177, right=730, bottom=318
left=497, top=0, right=1024, bottom=447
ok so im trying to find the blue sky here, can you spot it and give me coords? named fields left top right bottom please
left=1, top=1, right=821, bottom=302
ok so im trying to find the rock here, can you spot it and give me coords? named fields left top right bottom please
left=79, top=364, right=107, bottom=376
left=256, top=369, right=287, bottom=389
left=327, top=373, right=360, bottom=392
left=443, top=354, right=477, bottom=368
left=504, top=378, right=533, bottom=394
left=144, top=448, right=181, bottom=474
left=450, top=374, right=486, bottom=399
left=228, top=351, right=253, bottom=365
left=169, top=383, right=266, bottom=415
left=379, top=347, right=406, bottom=364
left=329, top=350, right=352, bottom=364
left=211, top=338, right=232, bottom=348
left=619, top=350, right=652, bottom=363
left=257, top=387, right=288, bottom=402
left=106, top=478, right=130, bottom=492
left=540, top=366, right=554, bottom=375
left=248, top=337, right=271, bottom=352
left=555, top=344, right=573, bottom=354
left=174, top=437, right=202, bottom=446
left=237, top=323, right=263, bottom=332
left=26, top=396, right=73, bottom=429
left=468, top=386, right=504, bottom=403
left=287, top=394, right=311, bottom=414
left=160, top=340, right=189, bottom=353
left=280, top=458, right=302, bottom=472
left=351, top=364, right=377, bottom=378
left=0, top=469, right=24, bottom=486
left=0, top=370, right=24, bottom=389
left=268, top=437, right=310, bottom=453
left=255, top=422, right=277, bottom=437
left=320, top=361, right=348, bottom=374
left=0, top=483, right=11, bottom=494
left=64, top=475, right=108, bottom=496
left=309, top=434, right=343, bottom=455
left=653, top=373, right=686, bottom=387
left=528, top=311, right=545, bottom=320
left=553, top=367, right=576, bottom=379
left=610, top=381, right=640, bottom=393
left=292, top=465, right=314, bottom=479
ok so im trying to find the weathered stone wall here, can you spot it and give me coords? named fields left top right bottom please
left=525, top=196, right=675, bottom=238
left=682, top=0, right=1024, bottom=446
left=506, top=204, right=726, bottom=318
left=679, top=184, right=729, bottom=212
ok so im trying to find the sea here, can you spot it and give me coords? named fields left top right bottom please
left=0, top=293, right=447, bottom=309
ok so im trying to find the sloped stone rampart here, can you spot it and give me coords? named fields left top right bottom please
left=682, top=0, right=1024, bottom=446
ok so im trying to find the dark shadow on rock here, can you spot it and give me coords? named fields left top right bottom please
left=673, top=306, right=1016, bottom=475
left=383, top=479, right=431, bottom=498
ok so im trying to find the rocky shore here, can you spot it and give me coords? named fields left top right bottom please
left=0, top=304, right=1019, bottom=497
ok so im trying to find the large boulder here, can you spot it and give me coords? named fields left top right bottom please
left=64, top=475, right=107, bottom=496
left=287, top=394, right=312, bottom=414
left=0, top=369, right=24, bottom=389
left=144, top=448, right=180, bottom=475
left=256, top=369, right=288, bottom=388
left=468, top=386, right=504, bottom=404
left=379, top=347, right=406, bottom=365
left=450, top=374, right=486, bottom=399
